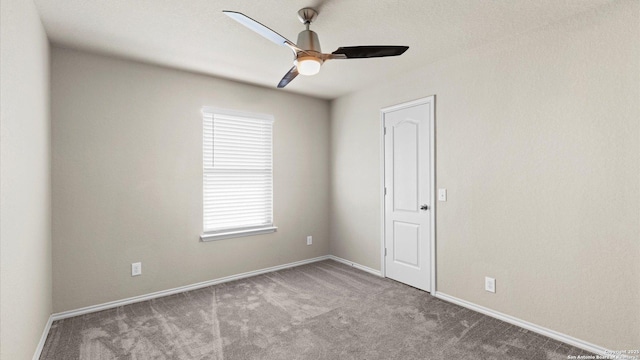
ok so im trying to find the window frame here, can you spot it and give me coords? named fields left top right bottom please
left=200, top=107, right=277, bottom=242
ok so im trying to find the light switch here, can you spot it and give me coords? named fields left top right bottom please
left=438, top=188, right=447, bottom=202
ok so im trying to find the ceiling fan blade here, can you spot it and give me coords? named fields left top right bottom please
left=331, top=46, right=409, bottom=59
left=277, top=67, right=299, bottom=88
left=223, top=11, right=297, bottom=48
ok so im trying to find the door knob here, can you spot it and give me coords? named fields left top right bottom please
left=420, top=204, right=429, bottom=211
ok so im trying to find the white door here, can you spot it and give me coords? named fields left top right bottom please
left=383, top=98, right=433, bottom=292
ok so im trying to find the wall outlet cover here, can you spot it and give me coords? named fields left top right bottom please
left=306, top=236, right=312, bottom=245
left=485, top=277, right=496, bottom=293
left=132, top=262, right=142, bottom=276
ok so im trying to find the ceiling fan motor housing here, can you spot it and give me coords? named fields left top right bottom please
left=296, top=30, right=322, bottom=53
left=295, top=30, right=323, bottom=75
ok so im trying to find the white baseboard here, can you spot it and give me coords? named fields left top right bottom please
left=51, top=255, right=331, bottom=321
left=33, top=314, right=53, bottom=360
left=36, top=258, right=617, bottom=359
left=329, top=257, right=611, bottom=356
left=327, top=255, right=383, bottom=277
left=434, top=292, right=613, bottom=357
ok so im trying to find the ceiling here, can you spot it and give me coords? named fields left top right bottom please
left=33, top=0, right=611, bottom=99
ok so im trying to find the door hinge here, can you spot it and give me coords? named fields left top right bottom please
left=384, top=127, right=387, bottom=135
left=384, top=187, right=387, bottom=195
left=384, top=248, right=387, bottom=256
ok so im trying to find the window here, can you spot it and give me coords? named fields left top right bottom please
left=201, top=108, right=276, bottom=241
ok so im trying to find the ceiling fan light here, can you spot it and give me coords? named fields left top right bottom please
left=295, top=56, right=322, bottom=76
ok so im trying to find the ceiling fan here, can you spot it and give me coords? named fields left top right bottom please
left=223, top=8, right=409, bottom=88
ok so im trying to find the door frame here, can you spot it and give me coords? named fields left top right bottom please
left=380, top=95, right=436, bottom=294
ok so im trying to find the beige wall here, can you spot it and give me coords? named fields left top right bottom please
left=51, top=48, right=331, bottom=312
left=330, top=0, right=639, bottom=350
left=0, top=0, right=52, bottom=358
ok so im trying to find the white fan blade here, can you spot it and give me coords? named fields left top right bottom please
left=277, top=66, right=299, bottom=88
left=223, top=11, right=295, bottom=47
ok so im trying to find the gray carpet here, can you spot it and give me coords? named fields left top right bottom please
left=41, top=260, right=592, bottom=359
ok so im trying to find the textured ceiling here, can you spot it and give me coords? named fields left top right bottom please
left=33, top=0, right=611, bottom=99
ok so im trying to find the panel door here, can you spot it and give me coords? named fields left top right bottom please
left=384, top=102, right=431, bottom=291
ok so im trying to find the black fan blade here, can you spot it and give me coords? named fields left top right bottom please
left=277, top=67, right=299, bottom=88
left=331, top=46, right=409, bottom=59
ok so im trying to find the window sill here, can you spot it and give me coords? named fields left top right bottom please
left=200, top=226, right=277, bottom=242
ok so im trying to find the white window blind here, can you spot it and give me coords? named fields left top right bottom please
left=202, top=108, right=275, bottom=240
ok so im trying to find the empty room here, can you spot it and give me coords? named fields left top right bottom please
left=1, top=0, right=638, bottom=359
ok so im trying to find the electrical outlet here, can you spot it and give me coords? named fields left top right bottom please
left=131, top=262, right=142, bottom=276
left=485, top=277, right=496, bottom=293
left=306, top=236, right=312, bottom=245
